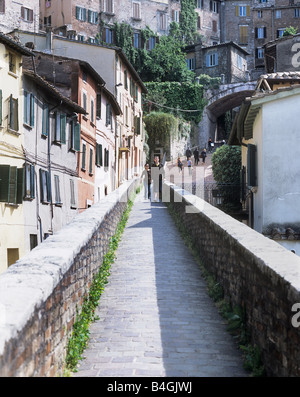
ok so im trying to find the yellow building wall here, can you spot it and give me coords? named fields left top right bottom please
left=0, top=42, right=25, bottom=274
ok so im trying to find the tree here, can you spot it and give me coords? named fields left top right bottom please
left=211, top=145, right=241, bottom=184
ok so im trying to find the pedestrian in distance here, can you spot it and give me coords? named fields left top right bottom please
left=200, top=149, right=207, bottom=164
left=141, top=163, right=151, bottom=200
left=151, top=155, right=164, bottom=202
left=208, top=137, right=214, bottom=153
left=187, top=157, right=192, bottom=175
left=185, top=147, right=192, bottom=160
left=193, top=147, right=199, bottom=165
left=177, top=157, right=183, bottom=173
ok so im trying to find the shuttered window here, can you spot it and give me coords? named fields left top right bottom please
left=81, top=142, right=86, bottom=170
left=42, top=104, right=49, bottom=137
left=96, top=143, right=103, bottom=166
left=39, top=168, right=51, bottom=203
left=0, top=165, right=24, bottom=204
left=96, top=93, right=101, bottom=118
left=106, top=103, right=112, bottom=126
left=24, top=91, right=35, bottom=127
left=89, top=148, right=93, bottom=175
left=54, top=175, right=61, bottom=204
left=239, top=25, right=248, bottom=44
left=54, top=112, right=66, bottom=143
left=25, top=163, right=35, bottom=199
left=9, top=95, right=18, bottom=132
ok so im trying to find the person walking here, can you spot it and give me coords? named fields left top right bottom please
left=141, top=164, right=151, bottom=200
left=200, top=149, right=207, bottom=164
left=151, top=156, right=164, bottom=202
left=177, top=157, right=183, bottom=173
left=193, top=147, right=199, bottom=165
left=208, top=138, right=214, bottom=153
left=185, top=147, right=192, bottom=160
left=187, top=157, right=192, bottom=175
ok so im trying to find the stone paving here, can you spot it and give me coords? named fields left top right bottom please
left=73, top=193, right=248, bottom=377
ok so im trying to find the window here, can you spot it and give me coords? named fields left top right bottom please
left=134, top=116, right=141, bottom=135
left=104, top=148, right=109, bottom=171
left=104, top=27, right=113, bottom=44
left=76, top=6, right=86, bottom=21
left=81, top=142, right=86, bottom=170
left=275, top=10, right=281, bottom=19
left=210, top=1, right=219, bottom=13
left=206, top=52, right=218, bottom=67
left=237, top=54, right=243, bottom=69
left=54, top=112, right=66, bottom=143
left=236, top=5, right=250, bottom=17
left=133, top=32, right=140, bottom=48
left=96, top=143, right=103, bottom=166
left=197, top=15, right=201, bottom=29
left=9, top=95, right=18, bottom=132
left=256, top=27, right=266, bottom=39
left=89, top=148, right=93, bottom=175
left=159, top=13, right=167, bottom=30
left=39, top=168, right=51, bottom=203
left=173, top=10, right=180, bottom=22
left=0, top=0, right=5, bottom=14
left=77, top=34, right=85, bottom=42
left=257, top=10, right=262, bottom=18
left=124, top=70, right=128, bottom=89
left=239, top=25, right=248, bottom=44
left=148, top=36, right=156, bottom=50
left=54, top=175, right=61, bottom=205
left=96, top=93, right=101, bottom=118
left=44, top=15, right=51, bottom=26
left=88, top=10, right=98, bottom=24
left=70, top=179, right=76, bottom=208
left=70, top=120, right=80, bottom=151
left=132, top=2, right=141, bottom=19
left=134, top=85, right=139, bottom=102
left=104, top=0, right=113, bottom=13
left=186, top=57, right=195, bottom=70
left=9, top=53, right=16, bottom=74
left=277, top=29, right=285, bottom=38
left=0, top=165, right=23, bottom=204
left=295, top=8, right=300, bottom=17
left=212, top=20, right=217, bottom=32
left=82, top=71, right=87, bottom=83
left=256, top=47, right=264, bottom=59
left=7, top=249, right=19, bottom=267
left=21, top=7, right=33, bottom=22
left=247, top=144, right=257, bottom=187
left=91, top=97, right=94, bottom=123
left=106, top=103, right=112, bottom=126
left=196, top=0, right=203, bottom=8
left=239, top=6, right=246, bottom=16
left=82, top=91, right=87, bottom=111
left=24, top=163, right=35, bottom=199
left=42, top=104, right=49, bottom=137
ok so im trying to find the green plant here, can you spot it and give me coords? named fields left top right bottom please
left=283, top=26, right=298, bottom=36
left=65, top=191, right=137, bottom=372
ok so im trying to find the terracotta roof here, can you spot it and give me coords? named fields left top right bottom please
left=259, top=71, right=300, bottom=80
left=23, top=69, right=86, bottom=114
left=0, top=32, right=34, bottom=56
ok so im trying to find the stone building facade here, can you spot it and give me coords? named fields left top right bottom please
left=0, top=0, right=39, bottom=34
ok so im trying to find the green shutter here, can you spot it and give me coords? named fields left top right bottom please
left=61, top=114, right=66, bottom=144
left=42, top=104, right=49, bottom=136
left=30, top=94, right=35, bottom=127
left=30, top=164, right=35, bottom=198
left=8, top=166, right=17, bottom=204
left=89, top=148, right=93, bottom=174
left=46, top=171, right=51, bottom=203
left=82, top=143, right=86, bottom=170
left=17, top=167, right=24, bottom=204
left=74, top=123, right=81, bottom=151
left=99, top=144, right=103, bottom=166
left=0, top=165, right=10, bottom=202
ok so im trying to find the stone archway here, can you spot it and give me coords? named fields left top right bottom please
left=197, top=81, right=256, bottom=148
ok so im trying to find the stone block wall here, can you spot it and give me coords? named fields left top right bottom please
left=166, top=181, right=300, bottom=377
left=0, top=178, right=139, bottom=377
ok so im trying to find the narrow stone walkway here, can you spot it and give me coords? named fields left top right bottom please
left=73, top=193, right=248, bottom=377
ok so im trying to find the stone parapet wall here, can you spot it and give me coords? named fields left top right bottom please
left=166, top=181, right=300, bottom=377
left=0, top=178, right=139, bottom=377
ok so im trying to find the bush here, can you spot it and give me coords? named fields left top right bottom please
left=211, top=145, right=241, bottom=185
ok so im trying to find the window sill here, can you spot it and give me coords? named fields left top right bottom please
left=55, top=202, right=63, bottom=207
left=8, top=71, right=18, bottom=79
left=5, top=202, right=19, bottom=208
left=8, top=128, right=20, bottom=136
left=23, top=122, right=33, bottom=130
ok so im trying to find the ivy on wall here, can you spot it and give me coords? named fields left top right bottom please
left=144, top=81, right=205, bottom=125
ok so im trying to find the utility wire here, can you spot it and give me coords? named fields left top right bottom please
left=145, top=99, right=202, bottom=113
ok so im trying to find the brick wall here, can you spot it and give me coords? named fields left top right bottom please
left=166, top=181, right=300, bottom=377
left=0, top=178, right=139, bottom=377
